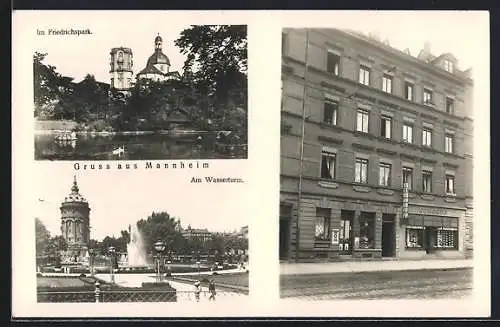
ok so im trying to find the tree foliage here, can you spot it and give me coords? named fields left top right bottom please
left=35, top=218, right=68, bottom=266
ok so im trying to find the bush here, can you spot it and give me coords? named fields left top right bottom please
left=79, top=273, right=86, bottom=277
left=212, top=272, right=219, bottom=276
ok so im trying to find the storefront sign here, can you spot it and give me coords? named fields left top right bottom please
left=331, top=229, right=339, bottom=245
left=408, top=206, right=449, bottom=217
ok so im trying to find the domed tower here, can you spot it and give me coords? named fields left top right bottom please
left=137, top=34, right=174, bottom=82
left=109, top=47, right=134, bottom=90
left=60, top=176, right=91, bottom=260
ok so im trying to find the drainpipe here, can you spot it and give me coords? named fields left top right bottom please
left=296, top=30, right=309, bottom=262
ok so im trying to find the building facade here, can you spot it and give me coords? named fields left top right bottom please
left=60, top=176, right=91, bottom=261
left=181, top=225, right=213, bottom=242
left=109, top=47, right=134, bottom=91
left=280, top=28, right=474, bottom=261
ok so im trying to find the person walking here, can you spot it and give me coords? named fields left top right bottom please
left=208, top=279, right=216, bottom=301
left=194, top=280, right=201, bottom=302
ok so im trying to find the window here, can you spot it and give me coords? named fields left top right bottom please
left=320, top=149, right=336, bottom=179
left=402, top=124, right=413, bottom=143
left=315, top=208, right=331, bottom=241
left=443, top=59, right=454, bottom=73
left=359, top=212, right=375, bottom=249
left=117, top=51, right=124, bottom=62
left=379, top=163, right=391, bottom=187
left=446, top=97, right=454, bottom=114
left=406, top=227, right=424, bottom=248
left=380, top=116, right=392, bottom=139
left=436, top=229, right=458, bottom=248
left=446, top=175, right=455, bottom=194
left=404, top=82, right=414, bottom=101
left=402, top=167, right=413, bottom=190
left=327, top=51, right=340, bottom=76
left=445, top=134, right=454, bottom=153
left=382, top=75, right=393, bottom=93
left=355, top=158, right=368, bottom=183
left=323, top=99, right=338, bottom=125
left=423, top=88, right=433, bottom=105
left=359, top=65, right=370, bottom=86
left=422, top=170, right=432, bottom=193
left=422, top=128, right=432, bottom=147
left=356, top=110, right=369, bottom=133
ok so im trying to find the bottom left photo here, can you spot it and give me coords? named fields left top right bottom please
left=34, top=168, right=249, bottom=304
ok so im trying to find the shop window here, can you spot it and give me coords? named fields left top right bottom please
left=379, top=162, right=392, bottom=187
left=436, top=229, right=458, bottom=249
left=320, top=149, right=336, bottom=179
left=327, top=51, right=340, bottom=76
left=406, top=227, right=424, bottom=248
left=402, top=167, right=413, bottom=190
left=315, top=208, right=331, bottom=241
left=323, top=99, right=338, bottom=125
left=355, top=158, right=368, bottom=184
left=359, top=212, right=375, bottom=249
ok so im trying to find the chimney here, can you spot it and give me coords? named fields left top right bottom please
left=424, top=41, right=431, bottom=54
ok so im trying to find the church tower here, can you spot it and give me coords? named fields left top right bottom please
left=109, top=47, right=134, bottom=90
left=60, top=176, right=91, bottom=260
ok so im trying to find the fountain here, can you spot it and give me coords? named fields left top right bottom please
left=127, top=224, right=148, bottom=267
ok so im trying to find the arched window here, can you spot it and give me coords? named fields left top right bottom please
left=117, top=51, right=124, bottom=62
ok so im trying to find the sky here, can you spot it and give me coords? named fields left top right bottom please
left=34, top=162, right=249, bottom=241
left=35, top=17, right=189, bottom=84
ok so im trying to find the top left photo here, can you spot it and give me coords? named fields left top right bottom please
left=33, top=22, right=248, bottom=160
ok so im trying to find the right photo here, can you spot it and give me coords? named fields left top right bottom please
left=279, top=20, right=477, bottom=300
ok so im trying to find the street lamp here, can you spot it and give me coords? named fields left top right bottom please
left=108, top=246, right=116, bottom=284
left=153, top=240, right=166, bottom=283
left=88, top=248, right=95, bottom=276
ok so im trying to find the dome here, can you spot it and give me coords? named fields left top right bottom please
left=63, top=176, right=88, bottom=203
left=155, top=35, right=162, bottom=43
left=147, top=51, right=170, bottom=66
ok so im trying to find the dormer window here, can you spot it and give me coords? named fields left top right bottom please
left=443, top=59, right=453, bottom=73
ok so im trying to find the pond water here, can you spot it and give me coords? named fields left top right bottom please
left=34, top=133, right=247, bottom=160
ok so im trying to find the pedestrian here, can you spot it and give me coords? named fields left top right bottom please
left=208, top=279, right=216, bottom=301
left=194, top=280, right=201, bottom=302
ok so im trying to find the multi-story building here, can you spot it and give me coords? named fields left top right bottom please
left=280, top=28, right=474, bottom=261
left=181, top=225, right=213, bottom=242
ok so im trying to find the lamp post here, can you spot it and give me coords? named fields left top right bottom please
left=153, top=240, right=166, bottom=283
left=108, top=246, right=116, bottom=284
left=88, top=248, right=95, bottom=276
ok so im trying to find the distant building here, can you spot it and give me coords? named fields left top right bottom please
left=182, top=225, right=212, bottom=242
left=137, top=34, right=181, bottom=83
left=236, top=226, right=248, bottom=239
left=109, top=47, right=134, bottom=91
left=60, top=176, right=91, bottom=261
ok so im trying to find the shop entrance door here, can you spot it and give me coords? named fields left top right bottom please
left=424, top=227, right=437, bottom=254
left=339, top=216, right=353, bottom=254
left=382, top=217, right=395, bottom=257
left=279, top=218, right=290, bottom=260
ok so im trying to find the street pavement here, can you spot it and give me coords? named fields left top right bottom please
left=280, top=267, right=473, bottom=300
left=94, top=273, right=248, bottom=303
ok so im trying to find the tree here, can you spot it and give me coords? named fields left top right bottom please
left=33, top=52, right=74, bottom=118
left=35, top=218, right=51, bottom=259
left=136, top=212, right=183, bottom=254
left=175, top=25, right=247, bottom=105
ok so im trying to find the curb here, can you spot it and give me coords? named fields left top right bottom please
left=281, top=265, right=473, bottom=276
left=169, top=276, right=249, bottom=294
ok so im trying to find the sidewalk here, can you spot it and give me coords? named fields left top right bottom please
left=280, top=259, right=474, bottom=276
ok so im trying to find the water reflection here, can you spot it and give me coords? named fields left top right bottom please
left=34, top=133, right=247, bottom=160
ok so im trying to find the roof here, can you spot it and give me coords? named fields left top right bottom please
left=137, top=64, right=164, bottom=76
left=110, top=47, right=133, bottom=54
left=147, top=50, right=170, bottom=66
